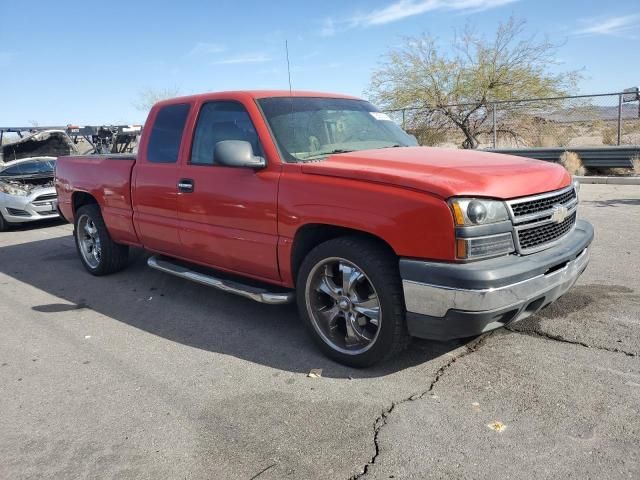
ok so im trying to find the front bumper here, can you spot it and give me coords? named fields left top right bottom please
left=0, top=188, right=59, bottom=224
left=401, top=219, right=594, bottom=341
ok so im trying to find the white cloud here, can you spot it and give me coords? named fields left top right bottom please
left=573, top=14, right=640, bottom=37
left=320, top=18, right=336, bottom=37
left=355, top=0, right=517, bottom=27
left=321, top=0, right=516, bottom=35
left=189, top=42, right=226, bottom=56
left=212, top=53, right=271, bottom=65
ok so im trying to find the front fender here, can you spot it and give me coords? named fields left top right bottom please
left=277, top=171, right=456, bottom=285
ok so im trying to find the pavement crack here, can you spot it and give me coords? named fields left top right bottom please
left=506, top=326, right=637, bottom=357
left=249, top=462, right=276, bottom=480
left=349, top=334, right=490, bottom=480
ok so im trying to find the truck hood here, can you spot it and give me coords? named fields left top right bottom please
left=300, top=147, right=571, bottom=199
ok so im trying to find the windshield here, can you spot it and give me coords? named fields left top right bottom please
left=0, top=159, right=56, bottom=177
left=258, top=97, right=417, bottom=162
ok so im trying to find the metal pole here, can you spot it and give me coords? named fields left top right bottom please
left=402, top=109, right=406, bottom=130
left=492, top=103, right=497, bottom=148
left=617, top=94, right=622, bottom=146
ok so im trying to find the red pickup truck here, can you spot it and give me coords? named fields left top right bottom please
left=56, top=90, right=593, bottom=366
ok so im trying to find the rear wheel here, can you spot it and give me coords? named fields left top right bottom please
left=296, top=236, right=409, bottom=367
left=74, top=204, right=129, bottom=275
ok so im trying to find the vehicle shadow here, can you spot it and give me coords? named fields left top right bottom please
left=4, top=217, right=68, bottom=231
left=0, top=234, right=465, bottom=378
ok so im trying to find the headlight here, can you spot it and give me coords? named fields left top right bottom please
left=450, top=197, right=514, bottom=260
left=0, top=181, right=29, bottom=196
left=449, top=198, right=509, bottom=226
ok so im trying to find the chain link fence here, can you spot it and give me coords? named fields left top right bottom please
left=384, top=91, right=640, bottom=149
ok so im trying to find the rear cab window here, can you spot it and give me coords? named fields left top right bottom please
left=147, top=103, right=191, bottom=163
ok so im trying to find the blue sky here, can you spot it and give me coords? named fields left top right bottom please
left=1, top=0, right=638, bottom=126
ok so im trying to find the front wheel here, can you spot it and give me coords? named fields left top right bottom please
left=296, top=236, right=409, bottom=367
left=74, top=204, right=129, bottom=275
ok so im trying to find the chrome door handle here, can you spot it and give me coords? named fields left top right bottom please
left=178, top=179, right=194, bottom=193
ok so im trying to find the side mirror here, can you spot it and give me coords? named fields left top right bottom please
left=214, top=140, right=266, bottom=169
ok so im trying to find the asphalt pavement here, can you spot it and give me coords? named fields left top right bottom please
left=0, top=184, right=638, bottom=479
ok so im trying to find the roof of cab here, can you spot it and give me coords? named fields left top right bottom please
left=153, top=90, right=361, bottom=107
left=248, top=90, right=360, bottom=99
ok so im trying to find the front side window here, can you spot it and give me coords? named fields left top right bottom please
left=190, top=101, right=261, bottom=165
left=258, top=97, right=417, bottom=162
left=147, top=103, right=190, bottom=163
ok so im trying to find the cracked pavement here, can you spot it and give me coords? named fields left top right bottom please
left=1, top=184, right=639, bottom=479
left=349, top=335, right=490, bottom=480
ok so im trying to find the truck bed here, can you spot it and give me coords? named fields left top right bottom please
left=55, top=154, right=139, bottom=245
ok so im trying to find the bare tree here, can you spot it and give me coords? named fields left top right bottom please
left=369, top=18, right=580, bottom=148
left=132, top=85, right=182, bottom=112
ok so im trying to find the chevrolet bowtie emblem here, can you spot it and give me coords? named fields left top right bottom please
left=550, top=204, right=569, bottom=224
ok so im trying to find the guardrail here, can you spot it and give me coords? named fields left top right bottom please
left=483, top=146, right=639, bottom=168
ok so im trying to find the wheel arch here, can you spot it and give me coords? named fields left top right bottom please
left=289, top=223, right=397, bottom=284
left=72, top=191, right=99, bottom=215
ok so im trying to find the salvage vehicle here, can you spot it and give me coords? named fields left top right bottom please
left=56, top=91, right=594, bottom=366
left=0, top=130, right=76, bottom=230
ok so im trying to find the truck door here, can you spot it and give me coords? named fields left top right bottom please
left=176, top=100, right=280, bottom=282
left=132, top=103, right=190, bottom=256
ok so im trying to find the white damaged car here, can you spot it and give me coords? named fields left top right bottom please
left=0, top=157, right=60, bottom=230
left=0, top=130, right=77, bottom=231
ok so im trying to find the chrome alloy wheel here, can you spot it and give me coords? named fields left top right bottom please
left=76, top=214, right=102, bottom=269
left=305, top=257, right=382, bottom=355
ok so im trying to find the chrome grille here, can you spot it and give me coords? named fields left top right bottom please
left=518, top=212, right=576, bottom=250
left=511, top=188, right=576, bottom=217
left=507, top=185, right=578, bottom=254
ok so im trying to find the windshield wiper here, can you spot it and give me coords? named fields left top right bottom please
left=373, top=144, right=405, bottom=149
left=302, top=149, right=355, bottom=161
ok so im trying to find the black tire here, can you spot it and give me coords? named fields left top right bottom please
left=74, top=204, right=129, bottom=275
left=296, top=236, right=410, bottom=367
left=0, top=211, right=9, bottom=232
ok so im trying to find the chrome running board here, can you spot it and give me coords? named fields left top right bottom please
left=147, top=255, right=294, bottom=305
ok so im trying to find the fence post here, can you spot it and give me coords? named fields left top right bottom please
left=492, top=103, right=497, bottom=148
left=617, top=94, right=622, bottom=146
